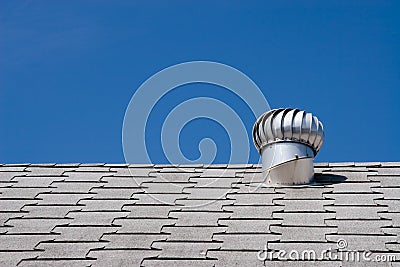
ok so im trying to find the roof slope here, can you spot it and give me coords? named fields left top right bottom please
left=0, top=163, right=399, bottom=266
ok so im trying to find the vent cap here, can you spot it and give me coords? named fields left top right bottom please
left=252, top=108, right=324, bottom=156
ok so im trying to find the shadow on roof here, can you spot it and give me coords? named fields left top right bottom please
left=314, top=173, right=347, bottom=185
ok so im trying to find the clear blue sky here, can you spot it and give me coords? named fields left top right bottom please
left=1, top=1, right=399, bottom=164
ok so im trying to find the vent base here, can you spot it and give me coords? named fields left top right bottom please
left=261, top=142, right=315, bottom=185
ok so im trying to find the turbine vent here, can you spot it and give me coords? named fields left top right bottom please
left=252, top=108, right=325, bottom=185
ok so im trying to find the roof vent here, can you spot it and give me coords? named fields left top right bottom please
left=252, top=108, right=324, bottom=185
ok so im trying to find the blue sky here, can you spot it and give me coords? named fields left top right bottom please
left=1, top=1, right=399, bottom=164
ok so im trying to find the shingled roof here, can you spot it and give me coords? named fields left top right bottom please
left=0, top=162, right=399, bottom=266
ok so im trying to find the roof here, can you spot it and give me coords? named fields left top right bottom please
left=0, top=162, right=399, bottom=266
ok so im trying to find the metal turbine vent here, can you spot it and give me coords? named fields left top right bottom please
left=252, top=108, right=325, bottom=185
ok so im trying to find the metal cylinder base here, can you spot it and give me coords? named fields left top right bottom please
left=261, top=142, right=315, bottom=185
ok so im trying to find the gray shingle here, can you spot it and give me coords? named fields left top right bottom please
left=78, top=199, right=137, bottom=211
left=133, top=193, right=188, bottom=205
left=152, top=241, right=221, bottom=258
left=108, top=168, right=152, bottom=177
left=163, top=226, right=226, bottom=241
left=183, top=187, right=238, bottom=199
left=275, top=187, right=332, bottom=199
left=51, top=182, right=105, bottom=193
left=36, top=193, right=94, bottom=205
left=36, top=241, right=108, bottom=259
left=141, top=182, right=193, bottom=193
left=381, top=227, right=400, bottom=242
left=50, top=163, right=81, bottom=167
left=354, top=162, right=382, bottom=167
left=152, top=172, right=194, bottom=183
left=329, top=162, right=356, bottom=167
left=0, top=251, right=43, bottom=267
left=371, top=167, right=400, bottom=175
left=68, top=211, right=129, bottom=226
left=235, top=184, right=276, bottom=194
left=79, top=163, right=106, bottom=166
left=0, top=167, right=27, bottom=172
left=224, top=205, right=283, bottom=219
left=190, top=177, right=240, bottom=187
left=11, top=176, right=65, bottom=187
left=372, top=187, right=400, bottom=199
left=126, top=205, right=176, bottom=218
left=314, top=168, right=332, bottom=174
left=0, top=212, right=24, bottom=225
left=100, top=176, right=153, bottom=187
left=326, top=234, right=396, bottom=251
left=219, top=219, right=280, bottom=233
left=0, top=234, right=57, bottom=250
left=19, top=259, right=95, bottom=267
left=142, top=259, right=217, bottom=267
left=214, top=233, right=280, bottom=250
left=0, top=181, right=17, bottom=188
left=0, top=226, right=10, bottom=233
left=199, top=169, right=237, bottom=177
left=380, top=162, right=400, bottom=167
left=64, top=172, right=107, bottom=182
left=102, top=233, right=168, bottom=249
left=325, top=167, right=370, bottom=172
left=369, top=175, right=400, bottom=187
left=239, top=166, right=262, bottom=172
left=0, top=199, right=38, bottom=212
left=6, top=218, right=72, bottom=234
left=104, top=164, right=128, bottom=167
left=325, top=206, right=388, bottom=219
left=324, top=193, right=382, bottom=205
left=157, top=167, right=198, bottom=173
left=0, top=172, right=27, bottom=182
left=228, top=193, right=284, bottom=205
left=270, top=225, right=336, bottom=242
left=175, top=199, right=234, bottom=211
left=0, top=182, right=17, bottom=188
left=88, top=249, right=160, bottom=267
left=325, top=219, right=392, bottom=234
left=22, top=205, right=82, bottom=218
left=0, top=187, right=52, bottom=199
left=386, top=243, right=400, bottom=251
left=379, top=212, right=400, bottom=227
left=74, top=166, right=110, bottom=172
left=89, top=187, right=141, bottom=199
left=267, top=242, right=337, bottom=256
left=169, top=211, right=230, bottom=226
left=200, top=164, right=227, bottom=169
left=114, top=218, right=176, bottom=233
left=25, top=167, right=74, bottom=176
left=331, top=182, right=379, bottom=193
left=54, top=226, right=118, bottom=241
left=127, top=164, right=154, bottom=168
left=207, top=251, right=264, bottom=267
left=314, top=162, right=330, bottom=167
left=273, top=199, right=333, bottom=212
left=375, top=199, right=400, bottom=212
left=274, top=212, right=335, bottom=226
left=227, top=164, right=253, bottom=169
left=240, top=172, right=264, bottom=183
